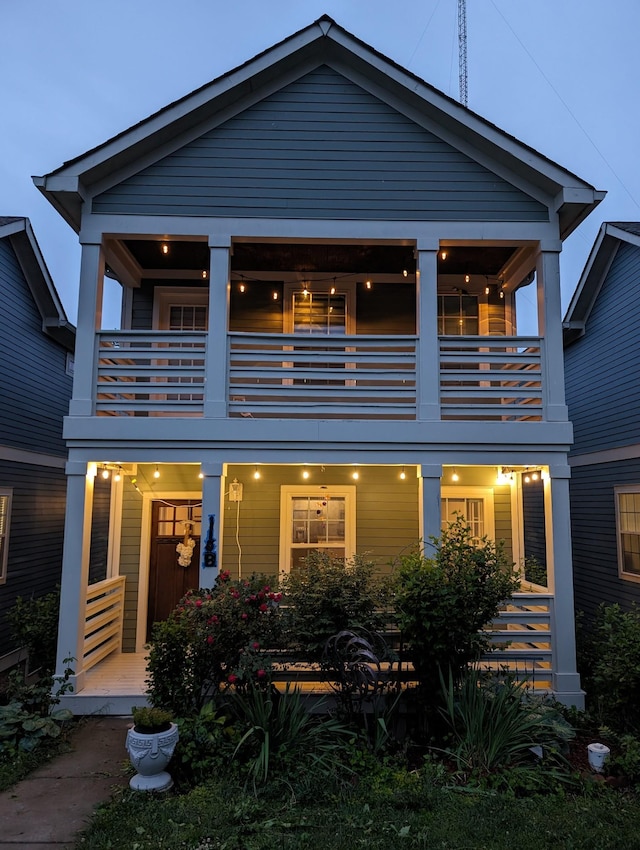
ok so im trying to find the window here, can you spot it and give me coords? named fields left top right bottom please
left=441, top=487, right=494, bottom=543
left=279, top=485, right=356, bottom=573
left=0, top=489, right=12, bottom=584
left=616, top=487, right=640, bottom=581
left=438, top=294, right=479, bottom=335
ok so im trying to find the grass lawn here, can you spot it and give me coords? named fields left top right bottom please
left=76, top=777, right=640, bottom=850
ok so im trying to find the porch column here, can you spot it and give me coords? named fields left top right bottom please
left=544, top=464, right=584, bottom=708
left=536, top=245, right=568, bottom=422
left=204, top=237, right=231, bottom=418
left=200, top=461, right=225, bottom=587
left=55, top=461, right=95, bottom=693
left=415, top=241, right=440, bottom=421
left=68, top=241, right=103, bottom=416
left=419, top=464, right=442, bottom=555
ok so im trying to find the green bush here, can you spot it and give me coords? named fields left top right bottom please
left=171, top=702, right=236, bottom=788
left=279, top=550, right=390, bottom=661
left=131, top=706, right=173, bottom=733
left=393, top=518, right=520, bottom=695
left=6, top=589, right=60, bottom=674
left=579, top=603, right=640, bottom=733
left=146, top=571, right=282, bottom=715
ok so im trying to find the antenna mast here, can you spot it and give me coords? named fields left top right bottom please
left=458, top=0, right=468, bottom=106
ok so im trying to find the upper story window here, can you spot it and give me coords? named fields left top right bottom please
left=0, top=489, right=13, bottom=585
left=438, top=294, right=479, bottom=335
left=616, top=487, right=640, bottom=582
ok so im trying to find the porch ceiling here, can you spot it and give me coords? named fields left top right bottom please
left=118, top=239, right=517, bottom=278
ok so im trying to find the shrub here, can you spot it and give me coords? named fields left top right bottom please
left=146, top=571, right=282, bottom=715
left=6, top=589, right=60, bottom=674
left=393, top=518, right=520, bottom=695
left=171, top=702, right=236, bottom=788
left=131, top=706, right=173, bottom=733
left=579, top=603, right=640, bottom=733
left=279, top=551, right=390, bottom=661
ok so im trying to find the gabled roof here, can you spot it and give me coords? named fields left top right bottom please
left=34, top=16, right=603, bottom=239
left=563, top=222, right=640, bottom=345
left=0, top=217, right=75, bottom=351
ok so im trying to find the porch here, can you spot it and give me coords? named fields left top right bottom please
left=63, top=590, right=554, bottom=715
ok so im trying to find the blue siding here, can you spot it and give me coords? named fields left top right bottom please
left=0, top=460, right=66, bottom=655
left=93, top=66, right=548, bottom=223
left=570, top=460, right=640, bottom=619
left=566, top=242, right=640, bottom=455
left=0, top=240, right=72, bottom=456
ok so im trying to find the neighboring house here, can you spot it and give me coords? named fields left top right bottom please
left=564, top=223, right=640, bottom=619
left=0, top=217, right=75, bottom=671
left=34, top=16, right=604, bottom=713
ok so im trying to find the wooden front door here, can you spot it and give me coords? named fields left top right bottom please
left=147, top=500, right=201, bottom=640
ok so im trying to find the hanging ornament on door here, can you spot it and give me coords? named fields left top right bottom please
left=176, top=521, right=196, bottom=567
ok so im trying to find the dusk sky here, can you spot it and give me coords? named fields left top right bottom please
left=2, top=0, right=639, bottom=326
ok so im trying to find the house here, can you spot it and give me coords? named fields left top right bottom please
left=34, top=16, right=604, bottom=713
left=0, top=217, right=75, bottom=672
left=564, top=223, right=640, bottom=619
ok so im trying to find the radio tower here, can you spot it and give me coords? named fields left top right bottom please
left=458, top=0, right=468, bottom=106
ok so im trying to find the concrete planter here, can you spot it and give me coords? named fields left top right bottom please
left=126, top=722, right=179, bottom=791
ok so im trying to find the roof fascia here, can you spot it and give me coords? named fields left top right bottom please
left=562, top=222, right=626, bottom=342
left=1, top=218, right=75, bottom=350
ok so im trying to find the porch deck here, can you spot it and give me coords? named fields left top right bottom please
left=61, top=651, right=150, bottom=716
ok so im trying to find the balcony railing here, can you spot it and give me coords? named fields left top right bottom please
left=93, top=330, right=545, bottom=421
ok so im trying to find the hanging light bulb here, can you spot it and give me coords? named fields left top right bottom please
left=352, top=466, right=360, bottom=480
left=202, top=270, right=207, bottom=279
left=302, top=466, right=310, bottom=480
left=440, top=251, right=447, bottom=261
left=161, top=243, right=169, bottom=255
left=485, top=285, right=490, bottom=295
left=302, top=282, right=310, bottom=297
left=400, top=466, right=406, bottom=480
left=451, top=468, right=459, bottom=482
left=365, top=280, right=372, bottom=290
left=464, top=274, right=470, bottom=284
left=499, top=289, right=504, bottom=299
left=101, top=465, right=110, bottom=480
left=532, top=471, right=539, bottom=481
left=330, top=286, right=336, bottom=295
left=524, top=473, right=531, bottom=483
left=114, top=467, right=122, bottom=483
left=154, top=465, right=160, bottom=479
left=272, top=291, right=278, bottom=300
left=239, top=283, right=246, bottom=294
left=198, top=471, right=204, bottom=479
left=403, top=269, right=408, bottom=278
left=253, top=466, right=261, bottom=480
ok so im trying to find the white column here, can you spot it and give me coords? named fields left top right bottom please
left=419, top=464, right=442, bottom=555
left=200, top=461, right=225, bottom=587
left=536, top=246, right=568, bottom=422
left=544, top=464, right=584, bottom=707
left=204, top=238, right=231, bottom=418
left=69, top=242, right=104, bottom=416
left=415, top=242, right=440, bottom=421
left=55, top=461, right=95, bottom=692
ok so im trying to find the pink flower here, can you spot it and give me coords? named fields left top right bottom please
left=219, top=570, right=230, bottom=582
left=259, top=603, right=268, bottom=612
left=257, top=669, right=266, bottom=679
left=196, top=599, right=203, bottom=608
left=228, top=674, right=238, bottom=684
left=207, top=635, right=214, bottom=645
left=241, top=613, right=248, bottom=620
left=252, top=641, right=260, bottom=650
left=263, top=586, right=271, bottom=593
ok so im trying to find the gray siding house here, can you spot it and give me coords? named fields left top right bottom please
left=0, top=217, right=75, bottom=670
left=34, top=16, right=604, bottom=712
left=564, top=223, right=640, bottom=618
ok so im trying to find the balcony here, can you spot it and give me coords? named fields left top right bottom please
left=95, top=330, right=544, bottom=420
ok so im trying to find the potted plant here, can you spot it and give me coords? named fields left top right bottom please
left=126, top=706, right=179, bottom=792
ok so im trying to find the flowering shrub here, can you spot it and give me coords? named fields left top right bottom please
left=146, top=571, right=282, bottom=715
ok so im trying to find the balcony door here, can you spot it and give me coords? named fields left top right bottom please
left=284, top=282, right=355, bottom=335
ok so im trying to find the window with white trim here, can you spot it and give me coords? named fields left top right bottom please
left=616, top=487, right=640, bottom=581
left=0, top=489, right=12, bottom=585
left=441, top=487, right=495, bottom=543
left=279, top=485, right=356, bottom=573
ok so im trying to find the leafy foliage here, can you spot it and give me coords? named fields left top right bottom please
left=279, top=551, right=390, bottom=661
left=146, top=571, right=282, bottom=715
left=438, top=669, right=576, bottom=791
left=393, top=518, right=520, bottom=694
left=579, top=603, right=640, bottom=733
left=171, top=702, right=236, bottom=788
left=131, top=705, right=173, bottom=733
left=6, top=589, right=60, bottom=674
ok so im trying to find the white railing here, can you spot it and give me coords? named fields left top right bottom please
left=228, top=332, right=417, bottom=419
left=96, top=331, right=206, bottom=416
left=480, top=592, right=553, bottom=691
left=82, top=576, right=126, bottom=671
left=92, top=331, right=546, bottom=421
left=439, top=336, right=543, bottom=421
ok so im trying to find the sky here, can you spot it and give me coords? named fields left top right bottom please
left=2, top=0, right=639, bottom=326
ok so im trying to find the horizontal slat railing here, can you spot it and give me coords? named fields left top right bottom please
left=228, top=332, right=417, bottom=419
left=82, top=576, right=126, bottom=672
left=96, top=331, right=206, bottom=416
left=439, top=336, right=544, bottom=421
left=478, top=592, right=553, bottom=691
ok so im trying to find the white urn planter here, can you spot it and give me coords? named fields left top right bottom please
left=126, top=722, right=179, bottom=791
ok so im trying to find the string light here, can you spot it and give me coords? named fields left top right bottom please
left=403, top=269, right=408, bottom=278
left=239, top=283, right=246, bottom=293
left=352, top=467, right=360, bottom=480
left=198, top=471, right=204, bottom=479
left=451, top=468, right=459, bottom=482
left=440, top=251, right=447, bottom=261
left=464, top=274, right=470, bottom=283
left=202, top=270, right=207, bottom=279
left=161, top=243, right=169, bottom=255
left=272, top=291, right=278, bottom=300
left=114, top=467, right=122, bottom=483
left=400, top=466, right=406, bottom=480
left=154, top=465, right=160, bottom=479
left=302, top=466, right=310, bottom=480
left=253, top=466, right=261, bottom=480
left=365, top=280, right=372, bottom=290
left=101, top=465, right=110, bottom=480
